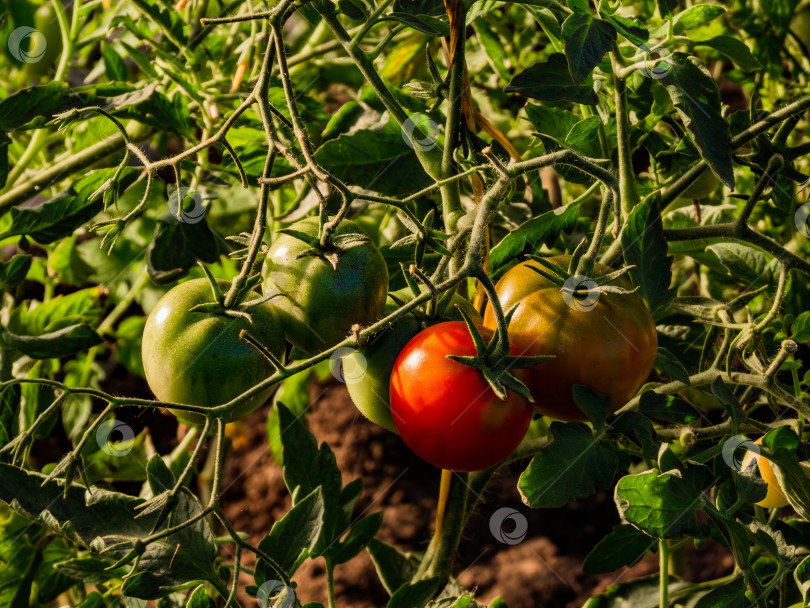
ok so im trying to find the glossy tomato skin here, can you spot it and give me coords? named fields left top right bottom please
left=390, top=321, right=533, bottom=471
left=346, top=291, right=482, bottom=433
left=142, top=278, right=285, bottom=425
left=264, top=217, right=388, bottom=354
left=483, top=255, right=657, bottom=421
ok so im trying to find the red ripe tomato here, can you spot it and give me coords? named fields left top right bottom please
left=390, top=321, right=533, bottom=471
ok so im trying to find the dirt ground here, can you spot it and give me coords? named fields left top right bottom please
left=219, top=378, right=735, bottom=608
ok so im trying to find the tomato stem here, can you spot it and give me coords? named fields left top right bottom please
left=433, top=468, right=452, bottom=550
left=659, top=539, right=669, bottom=608
left=427, top=472, right=468, bottom=585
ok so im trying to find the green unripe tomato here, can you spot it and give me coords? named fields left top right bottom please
left=345, top=289, right=482, bottom=432
left=345, top=301, right=421, bottom=432
left=142, top=278, right=286, bottom=425
left=264, top=217, right=389, bottom=355
left=20, top=3, right=63, bottom=80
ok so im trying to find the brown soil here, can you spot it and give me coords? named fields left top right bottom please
left=219, top=378, right=735, bottom=608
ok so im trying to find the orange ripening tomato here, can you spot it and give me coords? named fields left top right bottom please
left=483, top=255, right=657, bottom=421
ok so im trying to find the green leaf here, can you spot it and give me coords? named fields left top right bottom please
left=582, top=524, right=652, bottom=573
left=638, top=391, right=701, bottom=424
left=601, top=14, right=649, bottom=46
left=657, top=0, right=677, bottom=19
left=146, top=213, right=221, bottom=285
left=561, top=12, right=617, bottom=83
left=693, top=577, right=746, bottom=608
left=0, top=464, right=221, bottom=599
left=0, top=82, right=69, bottom=130
left=710, top=376, right=743, bottom=434
left=278, top=403, right=343, bottom=511
left=791, top=311, right=810, bottom=343
left=54, top=556, right=128, bottom=584
left=0, top=168, right=140, bottom=244
left=572, top=385, right=612, bottom=431
left=185, top=586, right=216, bottom=608
left=505, top=53, right=599, bottom=105
left=518, top=422, right=618, bottom=508
left=614, top=469, right=702, bottom=538
left=673, top=5, right=726, bottom=34
left=256, top=487, right=325, bottom=579
left=655, top=347, right=691, bottom=385
left=277, top=403, right=366, bottom=560
left=9, top=286, right=105, bottom=336
left=0, top=510, right=43, bottom=606
left=388, top=0, right=448, bottom=35
left=704, top=243, right=778, bottom=289
left=145, top=454, right=176, bottom=495
left=367, top=538, right=420, bottom=596
left=621, top=193, right=676, bottom=315
left=489, top=202, right=580, bottom=270
left=694, top=36, right=761, bottom=72
left=314, top=112, right=434, bottom=197
left=1, top=324, right=103, bottom=359
left=387, top=578, right=440, bottom=608
left=795, top=555, right=810, bottom=607
left=115, top=316, right=146, bottom=379
left=474, top=19, right=511, bottom=82
left=0, top=254, right=32, bottom=290
left=331, top=512, right=383, bottom=565
left=101, top=42, right=129, bottom=81
left=658, top=54, right=734, bottom=189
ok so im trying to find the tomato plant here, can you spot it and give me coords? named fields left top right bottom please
left=2, top=0, right=810, bottom=607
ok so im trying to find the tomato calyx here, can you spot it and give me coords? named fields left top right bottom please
left=187, top=263, right=282, bottom=322
left=278, top=227, right=372, bottom=270
left=447, top=307, right=552, bottom=402
left=391, top=209, right=451, bottom=266
left=526, top=255, right=639, bottom=300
